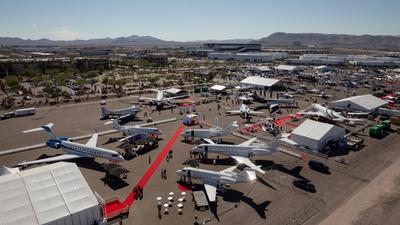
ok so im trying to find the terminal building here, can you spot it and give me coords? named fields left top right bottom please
left=203, top=43, right=261, bottom=52
left=208, top=52, right=287, bottom=62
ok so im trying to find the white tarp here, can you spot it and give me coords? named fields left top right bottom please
left=0, top=162, right=101, bottom=225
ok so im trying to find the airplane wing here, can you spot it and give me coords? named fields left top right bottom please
left=203, top=138, right=216, bottom=144
left=220, top=166, right=237, bottom=174
left=118, top=113, right=135, bottom=121
left=225, top=110, right=240, bottom=115
left=85, top=133, right=98, bottom=147
left=18, top=154, right=83, bottom=166
left=139, top=96, right=155, bottom=101
left=230, top=156, right=265, bottom=174
left=239, top=137, right=258, bottom=147
left=300, top=111, right=324, bottom=117
left=248, top=110, right=264, bottom=115
left=203, top=183, right=217, bottom=202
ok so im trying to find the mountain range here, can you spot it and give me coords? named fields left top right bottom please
left=1, top=33, right=400, bottom=50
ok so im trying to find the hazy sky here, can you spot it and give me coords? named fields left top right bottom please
left=1, top=0, right=399, bottom=41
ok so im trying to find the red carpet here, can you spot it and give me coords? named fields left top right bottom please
left=104, top=124, right=185, bottom=219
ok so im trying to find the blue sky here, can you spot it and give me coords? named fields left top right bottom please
left=0, top=0, right=399, bottom=41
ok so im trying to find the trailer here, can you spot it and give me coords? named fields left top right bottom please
left=192, top=190, right=209, bottom=211
left=14, top=107, right=36, bottom=116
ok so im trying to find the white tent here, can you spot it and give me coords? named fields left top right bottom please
left=0, top=162, right=102, bottom=225
left=239, top=76, right=280, bottom=88
left=290, top=119, right=345, bottom=152
left=210, top=84, right=227, bottom=92
left=329, top=94, right=388, bottom=112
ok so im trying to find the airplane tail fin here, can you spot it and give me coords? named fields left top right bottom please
left=214, top=117, right=219, bottom=128
left=101, top=106, right=110, bottom=118
left=104, top=119, right=122, bottom=130
left=222, top=121, right=238, bottom=135
left=238, top=167, right=257, bottom=182
left=23, top=123, right=57, bottom=139
left=263, top=137, right=281, bottom=152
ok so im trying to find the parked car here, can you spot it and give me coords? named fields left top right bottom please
left=293, top=179, right=316, bottom=193
left=100, top=100, right=106, bottom=105
left=308, top=160, right=330, bottom=174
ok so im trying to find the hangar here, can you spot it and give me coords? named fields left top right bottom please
left=328, top=94, right=388, bottom=112
left=0, top=162, right=102, bottom=225
left=290, top=119, right=345, bottom=152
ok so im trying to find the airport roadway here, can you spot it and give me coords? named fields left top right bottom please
left=1, top=93, right=400, bottom=225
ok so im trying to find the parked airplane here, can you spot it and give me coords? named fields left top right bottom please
left=225, top=104, right=264, bottom=118
left=176, top=166, right=256, bottom=202
left=19, top=123, right=125, bottom=166
left=180, top=119, right=238, bottom=140
left=299, top=104, right=365, bottom=124
left=191, top=138, right=281, bottom=174
left=139, top=89, right=185, bottom=108
left=105, top=119, right=162, bottom=137
left=264, top=98, right=298, bottom=108
left=101, top=105, right=141, bottom=120
left=238, top=92, right=254, bottom=103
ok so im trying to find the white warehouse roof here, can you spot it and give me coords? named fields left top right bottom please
left=329, top=94, right=388, bottom=112
left=210, top=84, right=227, bottom=91
left=0, top=162, right=101, bottom=225
left=240, top=76, right=280, bottom=88
left=275, top=65, right=303, bottom=71
left=291, top=119, right=345, bottom=152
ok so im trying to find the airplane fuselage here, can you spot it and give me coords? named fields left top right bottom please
left=192, top=144, right=273, bottom=157
left=181, top=129, right=222, bottom=139
left=52, top=140, right=124, bottom=162
left=177, top=168, right=238, bottom=185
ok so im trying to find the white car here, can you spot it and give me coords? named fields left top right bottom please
left=100, top=100, right=106, bottom=105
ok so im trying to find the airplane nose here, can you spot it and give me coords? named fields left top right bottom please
left=176, top=169, right=183, bottom=175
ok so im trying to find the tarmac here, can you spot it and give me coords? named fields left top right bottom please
left=1, top=88, right=399, bottom=225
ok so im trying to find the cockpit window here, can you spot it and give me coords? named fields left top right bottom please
left=112, top=154, right=119, bottom=157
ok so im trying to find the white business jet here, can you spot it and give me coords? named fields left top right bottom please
left=19, top=123, right=124, bottom=166
left=191, top=138, right=281, bottom=174
left=101, top=105, right=141, bottom=120
left=176, top=166, right=256, bottom=202
left=225, top=104, right=264, bottom=118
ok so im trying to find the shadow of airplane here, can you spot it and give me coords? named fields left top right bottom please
left=255, top=160, right=310, bottom=182
left=100, top=176, right=129, bottom=190
left=222, top=189, right=271, bottom=219
left=19, top=154, right=107, bottom=173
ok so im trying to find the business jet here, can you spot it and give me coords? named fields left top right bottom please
left=176, top=166, right=256, bottom=202
left=101, top=105, right=141, bottom=120
left=105, top=119, right=162, bottom=136
left=225, top=104, right=264, bottom=118
left=19, top=123, right=125, bottom=166
left=180, top=120, right=238, bottom=140
left=139, top=89, right=184, bottom=109
left=191, top=138, right=281, bottom=174
left=298, top=104, right=365, bottom=124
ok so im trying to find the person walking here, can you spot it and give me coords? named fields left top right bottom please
left=148, top=155, right=151, bottom=164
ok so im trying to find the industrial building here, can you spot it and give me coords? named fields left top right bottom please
left=208, top=52, right=287, bottom=62
left=289, top=54, right=400, bottom=67
left=329, top=94, right=388, bottom=112
left=290, top=119, right=346, bottom=152
left=203, top=43, right=261, bottom=52
left=0, top=162, right=103, bottom=225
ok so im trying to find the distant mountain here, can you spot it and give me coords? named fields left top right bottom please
left=2, top=33, right=400, bottom=50
left=256, top=32, right=400, bottom=50
left=0, top=35, right=193, bottom=47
